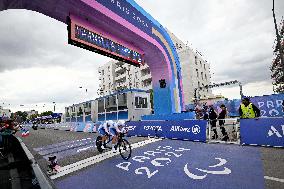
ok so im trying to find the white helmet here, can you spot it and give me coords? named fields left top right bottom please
left=106, top=120, right=114, bottom=127
left=117, top=120, right=125, bottom=127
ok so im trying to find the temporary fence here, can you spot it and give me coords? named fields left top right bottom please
left=207, top=118, right=240, bottom=144
left=21, top=116, right=284, bottom=148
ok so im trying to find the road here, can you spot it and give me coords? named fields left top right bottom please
left=18, top=127, right=284, bottom=189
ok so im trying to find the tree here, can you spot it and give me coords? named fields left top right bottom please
left=40, top=111, right=53, bottom=116
left=271, top=1, right=284, bottom=93
left=271, top=19, right=284, bottom=93
left=12, top=111, right=28, bottom=122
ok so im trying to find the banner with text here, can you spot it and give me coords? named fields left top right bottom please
left=125, top=120, right=207, bottom=142
left=240, top=117, right=284, bottom=147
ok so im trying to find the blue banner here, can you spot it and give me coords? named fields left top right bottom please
left=240, top=118, right=284, bottom=147
left=250, top=93, right=284, bottom=117
left=125, top=120, right=207, bottom=142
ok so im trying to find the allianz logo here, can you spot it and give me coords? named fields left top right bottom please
left=267, top=125, right=284, bottom=138
left=170, top=126, right=191, bottom=133
left=144, top=126, right=163, bottom=131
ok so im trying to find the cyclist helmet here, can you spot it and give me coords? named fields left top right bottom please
left=117, top=120, right=125, bottom=127
left=106, top=120, right=114, bottom=127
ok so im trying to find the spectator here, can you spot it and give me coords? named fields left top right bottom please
left=209, top=105, right=218, bottom=139
left=203, top=105, right=209, bottom=120
left=239, top=97, right=260, bottom=119
left=218, top=104, right=229, bottom=141
left=282, top=100, right=284, bottom=114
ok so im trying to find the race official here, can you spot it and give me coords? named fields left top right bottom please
left=239, top=97, right=260, bottom=119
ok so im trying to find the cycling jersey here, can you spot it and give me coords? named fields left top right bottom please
left=109, top=122, right=121, bottom=136
left=98, top=123, right=110, bottom=136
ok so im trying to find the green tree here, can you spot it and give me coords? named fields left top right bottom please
left=40, top=111, right=53, bottom=116
left=12, top=111, right=28, bottom=122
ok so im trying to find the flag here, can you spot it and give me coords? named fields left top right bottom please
left=21, top=128, right=30, bottom=137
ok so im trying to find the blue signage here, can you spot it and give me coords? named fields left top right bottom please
left=74, top=24, right=143, bottom=64
left=250, top=93, right=284, bottom=117
left=240, top=117, right=284, bottom=147
left=95, top=0, right=152, bottom=34
left=125, top=120, right=207, bottom=142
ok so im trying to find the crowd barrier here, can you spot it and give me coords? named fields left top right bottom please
left=240, top=117, right=284, bottom=147
left=22, top=117, right=284, bottom=148
left=125, top=120, right=207, bottom=142
left=207, top=118, right=239, bottom=144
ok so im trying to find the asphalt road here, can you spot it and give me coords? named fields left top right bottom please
left=17, top=127, right=284, bottom=189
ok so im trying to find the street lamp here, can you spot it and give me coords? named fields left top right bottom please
left=53, top=102, right=56, bottom=112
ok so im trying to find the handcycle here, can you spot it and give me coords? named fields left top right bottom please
left=96, top=132, right=132, bottom=160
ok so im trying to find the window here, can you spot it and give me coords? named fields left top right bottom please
left=205, top=74, right=207, bottom=81
left=198, top=81, right=200, bottom=88
left=204, top=64, right=206, bottom=69
left=102, top=70, right=104, bottom=75
left=135, top=96, right=148, bottom=109
left=196, top=69, right=199, bottom=78
left=98, top=99, right=104, bottom=113
left=195, top=56, right=197, bottom=64
left=201, top=72, right=203, bottom=80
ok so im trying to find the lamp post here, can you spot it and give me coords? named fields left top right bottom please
left=53, top=102, right=56, bottom=112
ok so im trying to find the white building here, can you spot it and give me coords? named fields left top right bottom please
left=166, top=29, right=213, bottom=104
left=98, top=31, right=213, bottom=106
left=25, top=110, right=38, bottom=119
left=98, top=60, right=152, bottom=96
left=65, top=90, right=151, bottom=122
left=0, top=106, right=11, bottom=118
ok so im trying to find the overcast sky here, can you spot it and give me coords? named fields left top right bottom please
left=0, top=0, right=283, bottom=113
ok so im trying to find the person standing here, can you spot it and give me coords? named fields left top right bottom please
left=209, top=105, right=218, bottom=139
left=239, top=97, right=260, bottom=119
left=218, top=104, right=229, bottom=141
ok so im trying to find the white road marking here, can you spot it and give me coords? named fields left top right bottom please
left=77, top=146, right=94, bottom=153
left=50, top=138, right=162, bottom=180
left=264, top=176, right=284, bottom=183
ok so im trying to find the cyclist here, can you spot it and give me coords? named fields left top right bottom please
left=97, top=120, right=113, bottom=150
left=109, top=120, right=127, bottom=152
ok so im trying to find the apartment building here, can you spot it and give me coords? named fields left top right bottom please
left=98, top=31, right=213, bottom=105
left=0, top=106, right=11, bottom=118
left=166, top=29, right=213, bottom=104
left=98, top=60, right=152, bottom=96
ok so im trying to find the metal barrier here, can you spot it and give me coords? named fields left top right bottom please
left=207, top=118, right=240, bottom=144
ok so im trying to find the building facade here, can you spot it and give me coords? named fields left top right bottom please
left=25, top=110, right=38, bottom=119
left=166, top=29, right=213, bottom=104
left=65, top=90, right=151, bottom=123
left=0, top=106, right=11, bottom=118
left=98, top=31, right=213, bottom=106
left=98, top=60, right=152, bottom=96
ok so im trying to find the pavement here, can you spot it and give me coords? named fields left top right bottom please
left=15, top=127, right=284, bottom=189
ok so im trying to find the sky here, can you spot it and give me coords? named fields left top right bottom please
left=0, top=0, right=283, bottom=113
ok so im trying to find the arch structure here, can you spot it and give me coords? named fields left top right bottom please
left=0, top=0, right=185, bottom=115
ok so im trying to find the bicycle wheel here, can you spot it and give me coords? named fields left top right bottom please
left=96, top=136, right=104, bottom=153
left=118, top=139, right=131, bottom=160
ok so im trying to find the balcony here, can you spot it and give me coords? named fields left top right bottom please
left=141, top=74, right=152, bottom=82
left=115, top=74, right=127, bottom=82
left=115, top=66, right=126, bottom=73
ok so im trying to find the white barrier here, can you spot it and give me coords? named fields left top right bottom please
left=207, top=118, right=240, bottom=144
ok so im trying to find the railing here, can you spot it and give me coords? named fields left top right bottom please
left=207, top=118, right=240, bottom=144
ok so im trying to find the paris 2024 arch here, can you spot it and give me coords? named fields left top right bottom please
left=0, top=0, right=185, bottom=116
